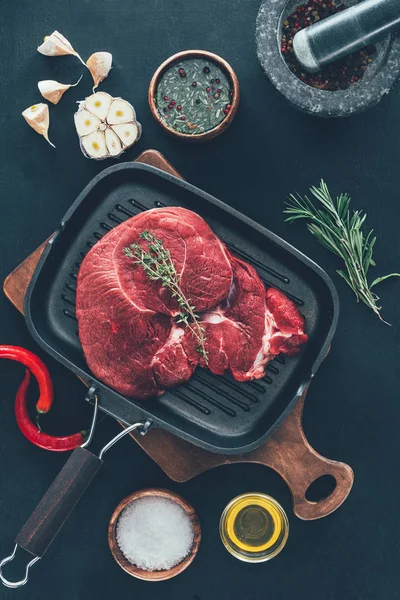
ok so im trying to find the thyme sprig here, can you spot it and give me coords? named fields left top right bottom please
left=124, top=230, right=208, bottom=361
left=285, top=180, right=400, bottom=324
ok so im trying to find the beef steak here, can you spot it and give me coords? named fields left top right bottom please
left=76, top=207, right=232, bottom=398
left=76, top=207, right=307, bottom=399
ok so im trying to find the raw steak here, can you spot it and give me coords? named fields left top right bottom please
left=76, top=207, right=232, bottom=398
left=199, top=255, right=307, bottom=381
left=76, top=207, right=307, bottom=399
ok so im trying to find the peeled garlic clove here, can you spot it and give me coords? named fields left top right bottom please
left=38, top=75, right=83, bottom=105
left=87, top=52, right=112, bottom=92
left=22, top=103, right=55, bottom=148
left=81, top=130, right=108, bottom=159
left=107, top=99, right=135, bottom=125
left=111, top=123, right=138, bottom=148
left=105, top=127, right=123, bottom=156
left=74, top=109, right=102, bottom=137
left=38, top=30, right=86, bottom=66
left=85, top=92, right=113, bottom=121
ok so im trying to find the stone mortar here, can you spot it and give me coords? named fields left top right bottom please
left=256, top=0, right=400, bottom=117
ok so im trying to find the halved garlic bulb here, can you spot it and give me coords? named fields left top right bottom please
left=74, top=92, right=141, bottom=159
left=22, top=103, right=55, bottom=148
left=38, top=75, right=83, bottom=105
left=87, top=52, right=112, bottom=92
left=37, top=31, right=86, bottom=66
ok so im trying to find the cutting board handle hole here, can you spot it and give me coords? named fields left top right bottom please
left=305, top=475, right=337, bottom=502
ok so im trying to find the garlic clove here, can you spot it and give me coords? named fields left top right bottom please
left=80, top=130, right=108, bottom=159
left=111, top=123, right=139, bottom=148
left=107, top=99, right=135, bottom=125
left=74, top=109, right=102, bottom=137
left=85, top=92, right=113, bottom=121
left=22, top=103, right=55, bottom=148
left=38, top=75, right=83, bottom=105
left=105, top=127, right=123, bottom=156
left=87, top=52, right=113, bottom=93
left=37, top=30, right=86, bottom=66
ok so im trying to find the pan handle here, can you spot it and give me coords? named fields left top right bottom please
left=16, top=447, right=102, bottom=558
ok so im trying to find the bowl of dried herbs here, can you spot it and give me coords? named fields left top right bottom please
left=148, top=50, right=240, bottom=140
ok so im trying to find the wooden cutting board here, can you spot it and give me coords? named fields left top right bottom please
left=3, top=149, right=354, bottom=520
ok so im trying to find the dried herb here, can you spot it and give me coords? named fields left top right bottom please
left=285, top=181, right=400, bottom=323
left=124, top=231, right=208, bottom=360
left=155, top=58, right=233, bottom=134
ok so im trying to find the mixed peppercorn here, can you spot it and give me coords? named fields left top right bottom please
left=156, top=59, right=234, bottom=134
left=281, top=0, right=376, bottom=91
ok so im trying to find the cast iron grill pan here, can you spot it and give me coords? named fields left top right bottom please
left=25, top=163, right=338, bottom=454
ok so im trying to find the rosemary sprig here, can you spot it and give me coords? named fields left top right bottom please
left=124, top=230, right=208, bottom=361
left=284, top=180, right=400, bottom=324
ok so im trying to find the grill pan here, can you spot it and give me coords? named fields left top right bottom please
left=1, top=163, right=339, bottom=587
left=25, top=162, right=338, bottom=455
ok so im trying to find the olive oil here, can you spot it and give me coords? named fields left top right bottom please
left=219, top=494, right=289, bottom=562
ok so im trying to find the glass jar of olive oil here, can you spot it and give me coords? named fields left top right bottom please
left=219, top=493, right=289, bottom=562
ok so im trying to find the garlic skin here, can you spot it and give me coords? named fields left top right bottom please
left=87, top=52, right=113, bottom=92
left=37, top=31, right=86, bottom=66
left=22, top=104, right=55, bottom=148
left=74, top=92, right=141, bottom=160
left=38, top=75, right=83, bottom=105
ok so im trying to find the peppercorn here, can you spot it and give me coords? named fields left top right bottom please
left=177, top=105, right=182, bottom=111
left=192, top=81, right=197, bottom=87
left=203, top=66, right=210, bottom=73
left=280, top=0, right=376, bottom=92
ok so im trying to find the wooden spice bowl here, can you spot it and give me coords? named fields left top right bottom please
left=108, top=488, right=201, bottom=581
left=148, top=50, right=240, bottom=141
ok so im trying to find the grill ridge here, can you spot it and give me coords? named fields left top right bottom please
left=193, top=375, right=251, bottom=412
left=170, top=388, right=211, bottom=415
left=227, top=242, right=290, bottom=285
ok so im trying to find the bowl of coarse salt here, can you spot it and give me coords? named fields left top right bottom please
left=108, top=488, right=201, bottom=581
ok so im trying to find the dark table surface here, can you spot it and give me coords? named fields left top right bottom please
left=1, top=1, right=400, bottom=599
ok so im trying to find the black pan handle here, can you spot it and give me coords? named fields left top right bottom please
left=16, top=447, right=102, bottom=558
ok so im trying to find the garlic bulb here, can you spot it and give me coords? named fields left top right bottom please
left=74, top=92, right=141, bottom=159
left=22, top=104, right=55, bottom=148
left=38, top=75, right=83, bottom=105
left=87, top=52, right=112, bottom=92
left=37, top=31, right=86, bottom=66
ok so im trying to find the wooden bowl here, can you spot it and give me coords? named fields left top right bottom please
left=148, top=50, right=240, bottom=141
left=108, top=488, right=201, bottom=581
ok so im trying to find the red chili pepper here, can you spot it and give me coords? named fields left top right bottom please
left=0, top=345, right=53, bottom=414
left=15, top=370, right=86, bottom=452
left=0, top=345, right=85, bottom=452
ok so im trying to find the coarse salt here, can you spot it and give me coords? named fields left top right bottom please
left=116, top=496, right=194, bottom=571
